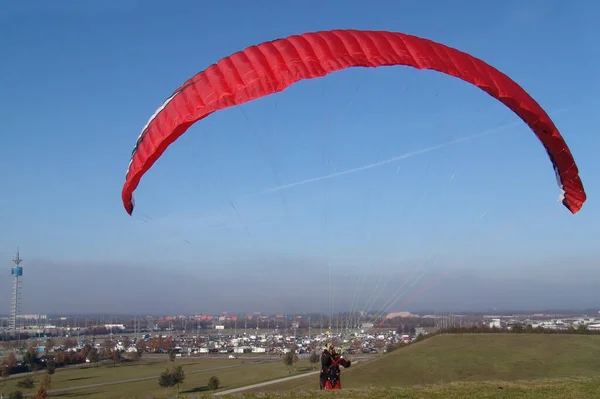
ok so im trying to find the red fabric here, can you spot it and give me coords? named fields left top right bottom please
left=325, top=356, right=342, bottom=390
left=122, top=29, right=586, bottom=215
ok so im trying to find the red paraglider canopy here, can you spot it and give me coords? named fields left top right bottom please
left=121, top=29, right=586, bottom=215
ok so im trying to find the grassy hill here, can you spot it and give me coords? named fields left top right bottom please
left=4, top=334, right=600, bottom=398
left=224, top=377, right=600, bottom=398
left=240, top=333, right=600, bottom=396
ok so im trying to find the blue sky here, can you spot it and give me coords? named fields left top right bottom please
left=0, top=0, right=599, bottom=314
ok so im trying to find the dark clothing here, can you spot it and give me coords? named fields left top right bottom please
left=319, top=349, right=351, bottom=390
left=321, top=349, right=334, bottom=370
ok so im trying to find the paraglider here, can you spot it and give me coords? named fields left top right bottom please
left=121, top=29, right=586, bottom=215
left=320, top=343, right=351, bottom=390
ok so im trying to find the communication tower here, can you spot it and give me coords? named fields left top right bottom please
left=9, top=249, right=23, bottom=336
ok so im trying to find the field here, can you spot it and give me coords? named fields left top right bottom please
left=0, top=356, right=316, bottom=398
left=3, top=334, right=600, bottom=398
left=221, top=377, right=600, bottom=398
left=240, top=334, right=600, bottom=396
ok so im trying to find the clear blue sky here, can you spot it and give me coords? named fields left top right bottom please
left=1, top=0, right=599, bottom=314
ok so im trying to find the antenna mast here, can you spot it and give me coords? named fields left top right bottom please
left=10, top=249, right=23, bottom=337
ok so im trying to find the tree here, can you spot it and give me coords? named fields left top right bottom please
left=157, top=364, right=185, bottom=396
left=40, top=373, right=51, bottom=389
left=16, top=376, right=34, bottom=393
left=308, top=351, right=320, bottom=370
left=172, top=364, right=185, bottom=394
left=283, top=351, right=298, bottom=373
left=511, top=322, right=524, bottom=333
left=110, top=349, right=122, bottom=366
left=148, top=337, right=161, bottom=353
left=158, top=368, right=175, bottom=397
left=525, top=324, right=534, bottom=334
left=33, top=374, right=51, bottom=399
left=8, top=390, right=24, bottom=399
left=53, top=351, right=66, bottom=366
left=123, top=336, right=132, bottom=349
left=207, top=375, right=220, bottom=391
left=149, top=336, right=175, bottom=353
left=81, top=343, right=92, bottom=358
left=3, top=353, right=17, bottom=369
left=22, top=349, right=38, bottom=372
left=1, top=365, right=9, bottom=386
left=158, top=369, right=173, bottom=387
left=414, top=334, right=426, bottom=342
left=135, top=340, right=146, bottom=357
left=101, top=339, right=113, bottom=359
left=46, top=360, right=56, bottom=382
left=168, top=351, right=176, bottom=362
left=88, top=347, right=100, bottom=366
left=163, top=337, right=175, bottom=352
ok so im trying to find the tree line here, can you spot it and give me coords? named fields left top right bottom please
left=438, top=322, right=600, bottom=335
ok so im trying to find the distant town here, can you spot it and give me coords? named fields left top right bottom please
left=2, top=310, right=600, bottom=354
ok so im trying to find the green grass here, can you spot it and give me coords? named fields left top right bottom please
left=220, top=377, right=600, bottom=398
left=0, top=356, right=316, bottom=398
left=60, top=360, right=316, bottom=399
left=4, top=334, right=600, bottom=398
left=248, top=334, right=600, bottom=393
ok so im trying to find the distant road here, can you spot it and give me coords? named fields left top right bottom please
left=214, top=369, right=321, bottom=396
left=215, top=359, right=364, bottom=396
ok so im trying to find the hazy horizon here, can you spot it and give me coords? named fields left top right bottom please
left=1, top=254, right=599, bottom=316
